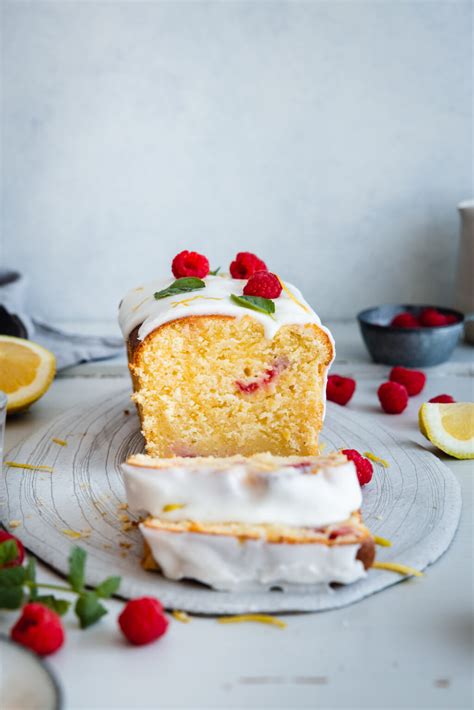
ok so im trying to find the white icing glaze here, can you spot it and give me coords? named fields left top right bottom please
left=123, top=456, right=362, bottom=527
left=140, top=524, right=366, bottom=591
left=118, top=274, right=335, bottom=348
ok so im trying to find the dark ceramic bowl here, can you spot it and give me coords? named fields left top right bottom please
left=357, top=304, right=464, bottom=367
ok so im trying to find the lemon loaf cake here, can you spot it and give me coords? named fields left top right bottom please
left=122, top=452, right=375, bottom=589
left=118, top=251, right=334, bottom=457
left=123, top=452, right=362, bottom=527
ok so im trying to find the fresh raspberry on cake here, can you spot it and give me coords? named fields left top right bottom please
left=341, top=449, right=373, bottom=486
left=390, top=312, right=420, bottom=328
left=11, top=603, right=64, bottom=656
left=118, top=597, right=168, bottom=646
left=419, top=308, right=448, bottom=327
left=243, top=272, right=282, bottom=299
left=389, top=366, right=426, bottom=396
left=327, top=375, right=356, bottom=406
left=429, top=394, right=456, bottom=403
left=0, top=531, right=25, bottom=567
left=230, top=252, right=267, bottom=279
left=171, top=250, right=209, bottom=279
left=378, top=381, right=408, bottom=414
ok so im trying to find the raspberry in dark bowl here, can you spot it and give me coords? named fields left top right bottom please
left=357, top=304, right=464, bottom=367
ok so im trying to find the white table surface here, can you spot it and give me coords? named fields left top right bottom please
left=1, top=321, right=473, bottom=710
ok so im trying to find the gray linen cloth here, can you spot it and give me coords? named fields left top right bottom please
left=0, top=270, right=124, bottom=370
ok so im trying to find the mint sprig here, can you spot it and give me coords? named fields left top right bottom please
left=154, top=277, right=205, bottom=300
left=230, top=294, right=275, bottom=316
left=0, top=566, right=26, bottom=609
left=75, top=591, right=108, bottom=628
left=68, top=546, right=86, bottom=592
left=0, top=539, right=121, bottom=630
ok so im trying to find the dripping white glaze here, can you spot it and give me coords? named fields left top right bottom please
left=123, top=455, right=361, bottom=528
left=140, top=524, right=366, bottom=591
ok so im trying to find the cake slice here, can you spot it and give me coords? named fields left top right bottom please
left=122, top=452, right=375, bottom=589
left=118, top=254, right=334, bottom=457
left=140, top=515, right=375, bottom=591
left=123, top=452, right=362, bottom=527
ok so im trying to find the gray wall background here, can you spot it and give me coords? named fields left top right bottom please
left=1, top=0, right=472, bottom=323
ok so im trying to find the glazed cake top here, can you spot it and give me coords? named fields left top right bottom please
left=118, top=273, right=335, bottom=344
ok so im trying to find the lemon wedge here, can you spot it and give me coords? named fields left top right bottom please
left=0, top=336, right=56, bottom=413
left=419, top=403, right=474, bottom=460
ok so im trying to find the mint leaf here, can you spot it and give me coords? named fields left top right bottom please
left=36, top=595, right=71, bottom=616
left=75, top=591, right=107, bottom=629
left=96, top=576, right=121, bottom=599
left=0, top=539, right=19, bottom=567
left=0, top=585, right=24, bottom=609
left=25, top=557, right=36, bottom=583
left=0, top=567, right=26, bottom=609
left=68, top=547, right=86, bottom=593
left=0, top=566, right=26, bottom=587
left=209, top=266, right=221, bottom=276
left=154, top=277, right=205, bottom=300
left=25, top=558, right=38, bottom=600
left=230, top=294, right=275, bottom=316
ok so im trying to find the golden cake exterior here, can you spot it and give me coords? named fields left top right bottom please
left=119, top=274, right=334, bottom=457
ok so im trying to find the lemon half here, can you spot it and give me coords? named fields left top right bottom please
left=419, top=403, right=474, bottom=460
left=0, top=335, right=56, bottom=413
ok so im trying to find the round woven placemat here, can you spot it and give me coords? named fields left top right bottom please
left=1, top=389, right=461, bottom=613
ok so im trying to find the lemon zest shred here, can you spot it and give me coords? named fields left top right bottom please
left=9, top=520, right=22, bottom=528
left=363, top=451, right=389, bottom=467
left=374, top=535, right=392, bottom=547
left=131, top=296, right=151, bottom=312
left=163, top=503, right=186, bottom=513
left=218, top=614, right=286, bottom=629
left=52, top=438, right=67, bottom=447
left=61, top=529, right=90, bottom=539
left=5, top=462, right=54, bottom=472
left=373, top=561, right=422, bottom=577
left=172, top=610, right=191, bottom=623
left=171, top=296, right=224, bottom=308
left=276, top=276, right=311, bottom=313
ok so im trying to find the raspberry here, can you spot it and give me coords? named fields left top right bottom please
left=118, top=597, right=168, bottom=646
left=171, top=251, right=209, bottom=279
left=429, top=394, right=456, bottom=403
left=11, top=603, right=64, bottom=656
left=445, top=314, right=459, bottom=325
left=328, top=526, right=355, bottom=540
left=0, top=531, right=25, bottom=567
left=229, top=252, right=267, bottom=279
left=341, top=449, right=373, bottom=486
left=326, top=375, right=356, bottom=406
left=243, top=271, right=282, bottom=299
left=378, top=381, right=408, bottom=414
left=419, top=308, right=448, bottom=327
left=389, top=366, right=426, bottom=396
left=390, top=312, right=420, bottom=328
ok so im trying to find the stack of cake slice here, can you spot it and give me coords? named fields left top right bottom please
left=119, top=257, right=375, bottom=589
left=122, top=452, right=375, bottom=590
